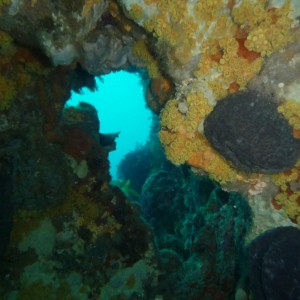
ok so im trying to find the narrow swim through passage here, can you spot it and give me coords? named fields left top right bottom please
left=66, top=70, right=153, bottom=179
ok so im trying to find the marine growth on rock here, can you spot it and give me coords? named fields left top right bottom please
left=248, top=226, right=300, bottom=300
left=204, top=90, right=300, bottom=173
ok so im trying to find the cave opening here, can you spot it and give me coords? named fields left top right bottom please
left=65, top=70, right=153, bottom=179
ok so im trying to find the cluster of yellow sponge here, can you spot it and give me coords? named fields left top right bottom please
left=278, top=100, right=300, bottom=136
left=123, top=0, right=299, bottom=220
left=271, top=159, right=300, bottom=224
left=153, top=0, right=295, bottom=180
left=159, top=91, right=240, bottom=184
left=270, top=101, right=300, bottom=222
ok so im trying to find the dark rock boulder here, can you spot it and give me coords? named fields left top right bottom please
left=248, top=226, right=300, bottom=300
left=204, top=90, right=300, bottom=173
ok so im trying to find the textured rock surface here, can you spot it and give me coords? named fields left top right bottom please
left=0, top=0, right=109, bottom=65
left=0, top=0, right=300, bottom=298
left=248, top=226, right=300, bottom=300
left=140, top=168, right=252, bottom=299
left=204, top=90, right=300, bottom=173
left=0, top=38, right=157, bottom=299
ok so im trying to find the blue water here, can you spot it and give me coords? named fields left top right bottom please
left=66, top=70, right=152, bottom=179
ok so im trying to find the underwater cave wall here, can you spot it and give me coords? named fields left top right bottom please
left=0, top=0, right=300, bottom=299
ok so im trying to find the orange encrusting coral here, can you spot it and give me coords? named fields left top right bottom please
left=132, top=39, right=161, bottom=79
left=126, top=0, right=295, bottom=100
left=271, top=160, right=300, bottom=224
left=292, top=129, right=300, bottom=139
left=236, top=38, right=261, bottom=62
left=159, top=92, right=241, bottom=184
left=150, top=76, right=172, bottom=104
left=147, top=75, right=173, bottom=113
left=194, top=0, right=293, bottom=96
left=228, top=82, right=240, bottom=93
left=272, top=198, right=283, bottom=210
left=187, top=143, right=238, bottom=184
left=278, top=100, right=300, bottom=134
left=124, top=0, right=299, bottom=217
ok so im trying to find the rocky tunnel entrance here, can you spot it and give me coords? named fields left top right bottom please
left=65, top=70, right=153, bottom=180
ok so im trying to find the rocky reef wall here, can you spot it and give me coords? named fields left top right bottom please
left=0, top=0, right=300, bottom=299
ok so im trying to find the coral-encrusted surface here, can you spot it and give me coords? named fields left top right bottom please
left=1, top=0, right=300, bottom=299
left=0, top=36, right=157, bottom=299
left=118, top=0, right=300, bottom=228
left=140, top=168, right=252, bottom=299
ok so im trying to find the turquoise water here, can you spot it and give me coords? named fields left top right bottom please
left=66, top=70, right=152, bottom=179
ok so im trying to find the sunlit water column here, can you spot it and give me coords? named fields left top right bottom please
left=66, top=70, right=152, bottom=179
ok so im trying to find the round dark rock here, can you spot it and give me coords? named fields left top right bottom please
left=203, top=90, right=300, bottom=173
left=248, top=226, right=300, bottom=300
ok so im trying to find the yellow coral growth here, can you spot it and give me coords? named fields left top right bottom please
left=274, top=190, right=300, bottom=221
left=160, top=99, right=183, bottom=130
left=125, top=0, right=294, bottom=98
left=211, top=13, right=236, bottom=38
left=10, top=187, right=122, bottom=246
left=234, top=1, right=294, bottom=56
left=159, top=93, right=212, bottom=165
left=271, top=164, right=300, bottom=191
left=197, top=35, right=263, bottom=99
left=245, top=24, right=292, bottom=57
left=194, top=0, right=293, bottom=97
left=278, top=100, right=300, bottom=137
left=145, top=15, right=179, bottom=46
left=185, top=91, right=213, bottom=124
left=213, top=55, right=263, bottom=98
left=160, top=117, right=238, bottom=184
left=159, top=91, right=239, bottom=184
left=128, top=3, right=144, bottom=21
left=125, top=0, right=297, bottom=187
left=271, top=160, right=300, bottom=223
left=232, top=0, right=268, bottom=27
left=65, top=188, right=122, bottom=241
left=132, top=40, right=161, bottom=78
left=187, top=136, right=238, bottom=184
left=257, top=98, right=300, bottom=223
left=194, top=0, right=225, bottom=26
left=141, top=0, right=193, bottom=51
left=0, top=42, right=53, bottom=112
left=197, top=31, right=263, bottom=96
left=157, top=0, right=188, bottom=24
left=76, top=211, right=121, bottom=242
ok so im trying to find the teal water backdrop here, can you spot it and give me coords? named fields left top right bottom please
left=66, top=70, right=152, bottom=179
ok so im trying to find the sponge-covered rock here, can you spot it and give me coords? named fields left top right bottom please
left=248, top=226, right=300, bottom=300
left=204, top=90, right=300, bottom=173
